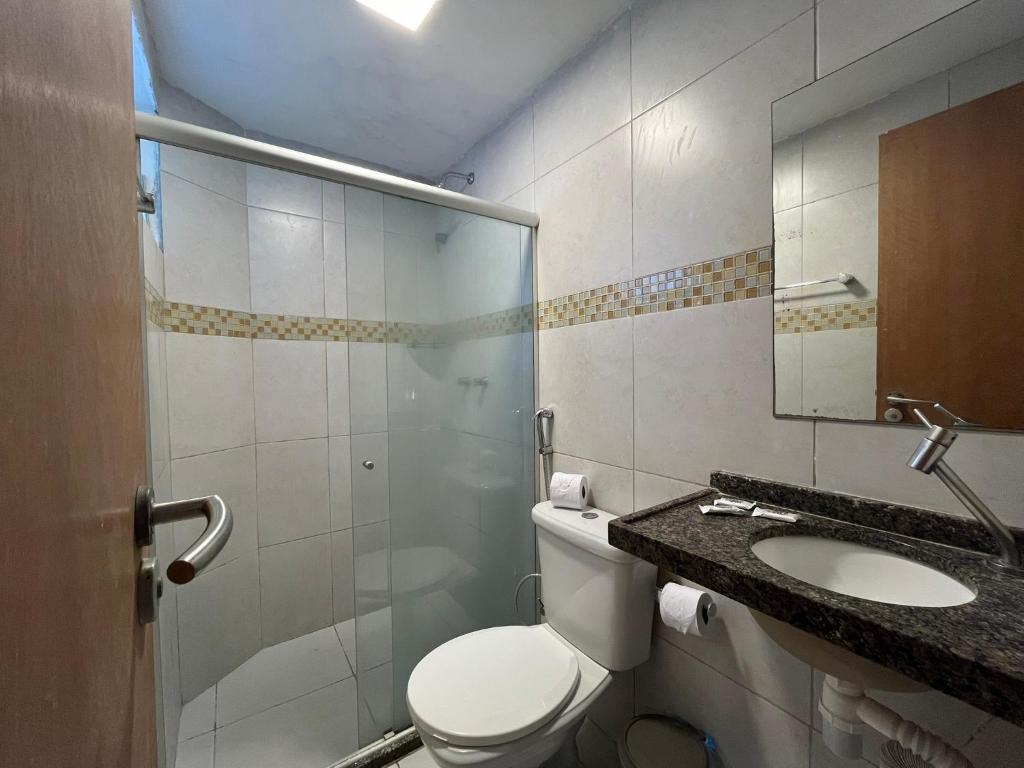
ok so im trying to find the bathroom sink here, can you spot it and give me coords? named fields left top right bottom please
left=750, top=535, right=976, bottom=607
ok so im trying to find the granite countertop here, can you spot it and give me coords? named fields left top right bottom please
left=607, top=472, right=1024, bottom=726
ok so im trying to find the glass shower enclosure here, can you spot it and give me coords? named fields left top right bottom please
left=139, top=119, right=537, bottom=768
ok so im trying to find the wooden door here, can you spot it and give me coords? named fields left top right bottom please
left=0, top=2, right=155, bottom=767
left=876, top=82, right=1024, bottom=428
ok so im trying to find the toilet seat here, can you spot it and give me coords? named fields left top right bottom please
left=407, top=625, right=582, bottom=747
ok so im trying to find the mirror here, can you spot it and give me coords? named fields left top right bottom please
left=771, top=0, right=1024, bottom=430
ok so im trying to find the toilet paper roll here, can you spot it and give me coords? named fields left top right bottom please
left=549, top=472, right=590, bottom=510
left=658, top=583, right=716, bottom=636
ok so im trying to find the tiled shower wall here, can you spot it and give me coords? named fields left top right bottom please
left=148, top=150, right=391, bottom=704
left=446, top=1, right=1024, bottom=766
left=145, top=136, right=536, bottom=747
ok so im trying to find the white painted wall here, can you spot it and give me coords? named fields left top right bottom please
left=446, top=2, right=1024, bottom=766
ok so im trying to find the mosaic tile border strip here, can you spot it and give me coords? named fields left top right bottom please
left=536, top=246, right=773, bottom=330
left=145, top=281, right=533, bottom=344
left=773, top=299, right=877, bottom=334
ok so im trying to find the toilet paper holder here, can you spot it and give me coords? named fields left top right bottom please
left=657, top=586, right=718, bottom=625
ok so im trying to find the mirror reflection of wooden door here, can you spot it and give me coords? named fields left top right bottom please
left=0, top=1, right=156, bottom=766
left=876, top=82, right=1024, bottom=429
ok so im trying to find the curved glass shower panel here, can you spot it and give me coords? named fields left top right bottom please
left=350, top=195, right=535, bottom=742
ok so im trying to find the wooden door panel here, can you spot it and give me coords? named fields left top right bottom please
left=877, top=82, right=1024, bottom=428
left=0, top=2, right=154, bottom=766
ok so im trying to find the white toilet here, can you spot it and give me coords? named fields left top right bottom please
left=407, top=501, right=658, bottom=768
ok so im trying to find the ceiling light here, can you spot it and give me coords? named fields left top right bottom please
left=355, top=0, right=440, bottom=31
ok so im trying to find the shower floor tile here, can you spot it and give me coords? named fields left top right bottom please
left=213, top=679, right=359, bottom=768
left=175, top=626, right=359, bottom=768
left=215, top=626, right=352, bottom=726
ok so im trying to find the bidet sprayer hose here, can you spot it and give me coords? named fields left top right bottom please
left=856, top=697, right=973, bottom=768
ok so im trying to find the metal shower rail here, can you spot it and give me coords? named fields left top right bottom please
left=134, top=112, right=539, bottom=228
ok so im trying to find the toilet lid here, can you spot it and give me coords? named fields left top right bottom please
left=407, top=625, right=581, bottom=747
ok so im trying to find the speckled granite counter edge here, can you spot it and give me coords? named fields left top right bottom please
left=608, top=481, right=1024, bottom=726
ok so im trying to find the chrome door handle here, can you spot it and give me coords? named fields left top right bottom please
left=135, top=486, right=234, bottom=584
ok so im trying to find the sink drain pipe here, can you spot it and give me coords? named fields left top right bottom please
left=819, top=676, right=974, bottom=768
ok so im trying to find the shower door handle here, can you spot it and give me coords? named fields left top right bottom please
left=134, top=486, right=234, bottom=623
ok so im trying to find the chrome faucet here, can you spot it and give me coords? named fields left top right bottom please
left=906, top=408, right=1021, bottom=570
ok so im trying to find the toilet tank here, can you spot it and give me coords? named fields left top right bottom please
left=531, top=502, right=657, bottom=670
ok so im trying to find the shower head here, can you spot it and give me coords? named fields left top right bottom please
left=437, top=171, right=475, bottom=189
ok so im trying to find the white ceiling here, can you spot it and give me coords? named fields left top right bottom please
left=142, top=0, right=631, bottom=180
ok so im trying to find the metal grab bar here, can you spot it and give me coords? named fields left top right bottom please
left=135, top=487, right=234, bottom=584
left=774, top=272, right=855, bottom=291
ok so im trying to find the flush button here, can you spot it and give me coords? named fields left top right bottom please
left=581, top=512, right=598, bottom=519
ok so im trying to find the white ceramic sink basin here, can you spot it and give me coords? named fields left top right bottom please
left=750, top=536, right=976, bottom=607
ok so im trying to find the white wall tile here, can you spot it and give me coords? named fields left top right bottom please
left=162, top=173, right=250, bottom=310
left=535, top=127, right=632, bottom=300
left=355, top=607, right=392, bottom=673
left=326, top=342, right=351, bottom=437
left=346, top=225, right=386, bottom=321
left=323, top=181, right=346, bottom=223
left=253, top=340, right=327, bottom=442
left=814, top=421, right=1024, bottom=527
left=801, top=185, right=878, bottom=301
left=332, top=529, right=355, bottom=623
left=800, top=75, right=947, bottom=203
left=146, top=325, right=170, bottom=478
left=631, top=0, right=811, bottom=115
left=351, top=433, right=390, bottom=526
left=816, top=0, right=975, bottom=76
left=637, top=637, right=810, bottom=768
left=246, top=165, right=322, bottom=218
left=349, top=343, right=388, bottom=434
left=259, top=534, right=334, bottom=646
left=453, top=105, right=535, bottom=203
left=177, top=553, right=261, bottom=701
left=801, top=327, right=876, bottom=420
left=633, top=471, right=708, bottom=512
left=656, top=575, right=813, bottom=723
left=533, top=16, right=631, bottom=177
left=772, top=206, right=803, bottom=304
left=329, top=435, right=353, bottom=531
left=324, top=221, right=348, bottom=318
left=963, top=715, right=1024, bottom=768
left=171, top=446, right=258, bottom=571
left=142, top=219, right=165, bottom=296
left=950, top=36, right=1024, bottom=106
left=551, top=453, right=633, bottom=516
left=256, top=438, right=330, bottom=546
left=632, top=13, right=814, bottom=276
left=538, top=318, right=633, bottom=468
left=162, top=146, right=246, bottom=203
left=773, top=333, right=804, bottom=417
left=634, top=300, right=814, bottom=486
left=248, top=208, right=325, bottom=316
left=166, top=333, right=254, bottom=458
left=345, top=186, right=383, bottom=230
left=773, top=137, right=804, bottom=214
